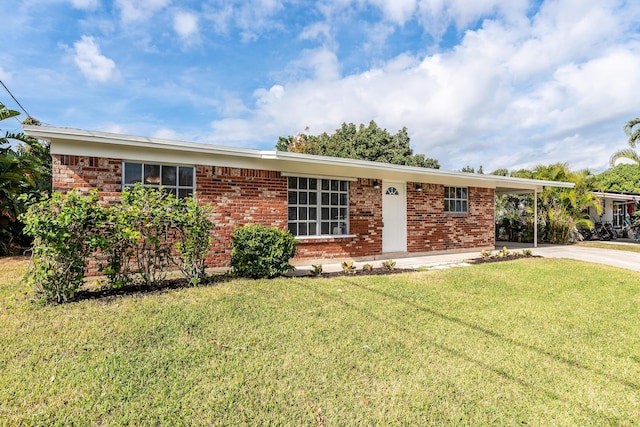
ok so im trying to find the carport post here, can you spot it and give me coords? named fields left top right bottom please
left=534, top=189, right=538, bottom=248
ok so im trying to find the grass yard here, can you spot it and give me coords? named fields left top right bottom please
left=1, top=256, right=640, bottom=425
left=578, top=241, right=640, bottom=254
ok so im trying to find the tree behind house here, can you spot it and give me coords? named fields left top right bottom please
left=276, top=121, right=440, bottom=169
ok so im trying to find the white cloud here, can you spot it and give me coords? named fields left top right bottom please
left=116, top=0, right=171, bottom=23
left=0, top=67, right=11, bottom=81
left=72, top=36, right=119, bottom=83
left=173, top=11, right=199, bottom=43
left=69, top=0, right=99, bottom=9
left=201, top=0, right=640, bottom=172
left=368, top=0, right=417, bottom=25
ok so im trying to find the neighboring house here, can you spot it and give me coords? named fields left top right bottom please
left=24, top=126, right=573, bottom=267
left=589, top=192, right=638, bottom=237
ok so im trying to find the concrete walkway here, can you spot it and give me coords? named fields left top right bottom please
left=293, top=241, right=640, bottom=274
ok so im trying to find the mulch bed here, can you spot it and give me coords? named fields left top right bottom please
left=68, top=254, right=539, bottom=303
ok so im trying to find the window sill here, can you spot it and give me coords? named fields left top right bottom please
left=295, top=234, right=356, bottom=242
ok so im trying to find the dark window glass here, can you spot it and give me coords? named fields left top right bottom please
left=124, top=163, right=142, bottom=185
left=144, top=164, right=160, bottom=185
left=288, top=207, right=297, bottom=220
left=288, top=177, right=297, bottom=189
left=179, top=167, right=193, bottom=187
left=178, top=189, right=192, bottom=199
left=162, top=166, right=177, bottom=186
left=288, top=191, right=297, bottom=204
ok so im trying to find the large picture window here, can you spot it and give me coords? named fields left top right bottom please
left=288, top=177, right=349, bottom=237
left=444, top=186, right=468, bottom=213
left=123, top=162, right=195, bottom=198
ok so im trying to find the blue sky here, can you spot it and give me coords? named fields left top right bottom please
left=1, top=0, right=639, bottom=172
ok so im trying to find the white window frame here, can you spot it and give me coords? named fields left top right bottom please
left=444, top=186, right=468, bottom=213
left=288, top=177, right=350, bottom=237
left=122, top=161, right=195, bottom=198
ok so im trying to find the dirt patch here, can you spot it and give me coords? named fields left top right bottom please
left=467, top=254, right=541, bottom=265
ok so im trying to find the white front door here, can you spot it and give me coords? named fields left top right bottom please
left=382, top=181, right=407, bottom=253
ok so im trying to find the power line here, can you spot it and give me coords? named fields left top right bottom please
left=0, top=79, right=33, bottom=119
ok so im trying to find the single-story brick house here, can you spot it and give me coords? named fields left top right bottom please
left=24, top=125, right=573, bottom=267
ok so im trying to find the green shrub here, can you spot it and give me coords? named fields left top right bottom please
left=230, top=224, right=296, bottom=278
left=341, top=261, right=356, bottom=274
left=381, top=259, right=396, bottom=271
left=21, top=189, right=104, bottom=303
left=116, top=185, right=178, bottom=286
left=173, top=197, right=214, bottom=286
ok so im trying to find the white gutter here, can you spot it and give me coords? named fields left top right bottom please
left=24, top=125, right=575, bottom=191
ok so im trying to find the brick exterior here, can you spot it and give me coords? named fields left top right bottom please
left=51, top=155, right=495, bottom=272
left=407, top=183, right=494, bottom=252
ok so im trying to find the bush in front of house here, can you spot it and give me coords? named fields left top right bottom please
left=22, top=185, right=215, bottom=303
left=173, top=196, right=213, bottom=286
left=230, top=224, right=296, bottom=279
left=21, top=189, right=105, bottom=303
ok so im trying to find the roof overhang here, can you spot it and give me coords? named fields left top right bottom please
left=591, top=191, right=640, bottom=201
left=24, top=125, right=575, bottom=194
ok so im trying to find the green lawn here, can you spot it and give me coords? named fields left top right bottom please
left=1, top=257, right=640, bottom=425
left=578, top=241, right=640, bottom=253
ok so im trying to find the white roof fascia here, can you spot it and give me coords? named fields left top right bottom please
left=591, top=191, right=639, bottom=201
left=25, top=125, right=574, bottom=192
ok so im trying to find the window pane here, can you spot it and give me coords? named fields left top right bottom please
left=288, top=177, right=297, bottom=189
left=162, top=166, right=177, bottom=186
left=288, top=223, right=297, bottom=235
left=124, top=163, right=142, bottom=185
left=461, top=188, right=468, bottom=199
left=321, top=193, right=329, bottom=205
left=309, top=223, right=316, bottom=235
left=299, top=178, right=308, bottom=190
left=299, top=207, right=307, bottom=220
left=309, top=207, right=317, bottom=220
left=179, top=167, right=193, bottom=187
left=288, top=207, right=297, bottom=220
left=462, top=201, right=468, bottom=212
left=321, top=179, right=329, bottom=190
left=144, top=164, right=160, bottom=184
left=331, top=208, right=338, bottom=220
left=331, top=180, right=339, bottom=191
left=309, top=179, right=317, bottom=190
left=340, top=208, right=347, bottom=220
left=321, top=208, right=329, bottom=220
left=299, top=192, right=308, bottom=205
left=288, top=191, right=297, bottom=204
left=340, top=181, right=348, bottom=191
left=178, top=189, right=192, bottom=199
left=331, top=193, right=338, bottom=205
left=340, top=193, right=348, bottom=205
left=299, top=223, right=307, bottom=236
left=321, top=222, right=329, bottom=234
left=309, top=192, right=317, bottom=205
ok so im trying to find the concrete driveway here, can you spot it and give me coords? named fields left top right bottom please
left=526, top=243, right=640, bottom=272
left=295, top=241, right=640, bottom=273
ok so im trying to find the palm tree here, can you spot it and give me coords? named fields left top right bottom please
left=610, top=117, right=640, bottom=166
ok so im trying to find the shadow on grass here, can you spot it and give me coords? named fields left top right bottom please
left=296, top=277, right=632, bottom=424
left=70, top=275, right=233, bottom=303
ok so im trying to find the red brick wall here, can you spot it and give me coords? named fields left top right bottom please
left=52, top=155, right=122, bottom=204
left=407, top=183, right=494, bottom=252
left=51, top=155, right=495, bottom=271
left=294, top=178, right=383, bottom=260
left=195, top=165, right=288, bottom=266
